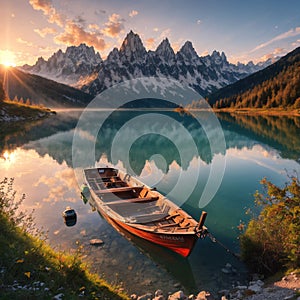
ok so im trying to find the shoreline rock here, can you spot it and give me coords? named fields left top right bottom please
left=131, top=271, right=300, bottom=300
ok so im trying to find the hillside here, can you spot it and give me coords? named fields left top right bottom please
left=0, top=66, right=93, bottom=108
left=207, top=47, right=300, bottom=109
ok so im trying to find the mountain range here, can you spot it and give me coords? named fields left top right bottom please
left=21, top=30, right=274, bottom=97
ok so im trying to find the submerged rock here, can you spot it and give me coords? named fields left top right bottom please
left=89, top=239, right=104, bottom=246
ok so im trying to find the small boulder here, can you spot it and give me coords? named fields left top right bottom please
left=168, top=290, right=187, bottom=300
left=137, top=293, right=152, bottom=300
left=89, top=239, right=104, bottom=246
left=196, top=291, right=214, bottom=300
left=154, top=290, right=165, bottom=300
left=53, top=293, right=64, bottom=300
left=248, top=283, right=262, bottom=293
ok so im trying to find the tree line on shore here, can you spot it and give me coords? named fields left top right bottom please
left=207, top=47, right=300, bottom=110
left=213, top=60, right=300, bottom=109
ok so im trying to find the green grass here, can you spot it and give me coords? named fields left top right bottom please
left=0, top=214, right=129, bottom=299
left=0, top=178, right=129, bottom=300
left=1, top=100, right=53, bottom=120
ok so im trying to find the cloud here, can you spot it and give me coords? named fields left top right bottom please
left=160, top=28, right=171, bottom=40
left=259, top=47, right=286, bottom=61
left=251, top=26, right=300, bottom=52
left=17, top=38, right=33, bottom=46
left=29, top=0, right=64, bottom=27
left=89, top=24, right=100, bottom=31
left=145, top=37, right=156, bottom=49
left=292, top=39, right=300, bottom=47
left=101, top=13, right=125, bottom=38
left=273, top=47, right=285, bottom=55
left=34, top=27, right=57, bottom=37
left=95, top=9, right=106, bottom=15
left=129, top=10, right=139, bottom=18
left=36, top=169, right=78, bottom=204
left=54, top=21, right=106, bottom=50
left=74, top=15, right=86, bottom=26
left=201, top=50, right=209, bottom=56
left=29, top=0, right=52, bottom=14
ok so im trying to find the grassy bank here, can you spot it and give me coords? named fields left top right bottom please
left=212, top=107, right=300, bottom=116
left=0, top=179, right=129, bottom=300
left=0, top=100, right=54, bottom=122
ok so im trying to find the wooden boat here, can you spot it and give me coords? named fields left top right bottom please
left=82, top=167, right=207, bottom=257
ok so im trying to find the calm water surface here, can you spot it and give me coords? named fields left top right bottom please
left=1, top=110, right=299, bottom=295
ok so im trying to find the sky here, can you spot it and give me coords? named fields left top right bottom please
left=0, top=0, right=300, bottom=66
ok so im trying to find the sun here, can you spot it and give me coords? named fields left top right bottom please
left=0, top=50, right=16, bottom=68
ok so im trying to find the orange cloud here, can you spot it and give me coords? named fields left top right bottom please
left=17, top=38, right=33, bottom=46
left=146, top=37, right=156, bottom=49
left=29, top=0, right=64, bottom=27
left=101, top=13, right=125, bottom=37
left=34, top=27, right=57, bottom=37
left=160, top=28, right=171, bottom=39
left=54, top=21, right=106, bottom=50
left=89, top=24, right=100, bottom=31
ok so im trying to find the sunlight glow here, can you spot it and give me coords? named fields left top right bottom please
left=2, top=151, right=16, bottom=163
left=0, top=50, right=17, bottom=67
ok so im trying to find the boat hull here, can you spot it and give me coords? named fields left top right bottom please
left=97, top=204, right=197, bottom=257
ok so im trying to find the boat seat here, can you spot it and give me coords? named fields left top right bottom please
left=127, top=212, right=170, bottom=224
left=99, top=176, right=120, bottom=180
left=111, top=202, right=163, bottom=219
left=105, top=196, right=159, bottom=205
left=98, top=186, right=143, bottom=194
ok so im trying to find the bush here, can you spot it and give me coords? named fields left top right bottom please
left=240, top=176, right=300, bottom=275
left=0, top=178, right=36, bottom=234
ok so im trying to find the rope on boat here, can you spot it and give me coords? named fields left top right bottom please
left=206, top=232, right=241, bottom=260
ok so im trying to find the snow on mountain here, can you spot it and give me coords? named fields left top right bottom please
left=22, top=31, right=275, bottom=98
left=155, top=38, right=176, bottom=63
left=21, top=44, right=102, bottom=87
left=82, top=31, right=274, bottom=97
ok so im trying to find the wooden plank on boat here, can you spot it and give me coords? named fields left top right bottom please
left=111, top=201, right=163, bottom=218
left=104, top=196, right=159, bottom=205
left=98, top=186, right=142, bottom=194
left=127, top=212, right=170, bottom=224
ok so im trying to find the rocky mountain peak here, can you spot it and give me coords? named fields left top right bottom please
left=21, top=43, right=102, bottom=87
left=107, top=47, right=120, bottom=62
left=178, top=41, right=199, bottom=61
left=64, top=43, right=101, bottom=64
left=119, top=30, right=147, bottom=60
left=155, top=38, right=175, bottom=62
left=211, top=50, right=228, bottom=65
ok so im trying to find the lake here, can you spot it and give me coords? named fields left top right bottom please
left=1, top=109, right=299, bottom=295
